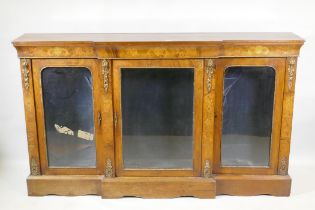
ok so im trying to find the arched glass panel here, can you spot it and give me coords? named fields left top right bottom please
left=221, top=66, right=275, bottom=167
left=42, top=67, right=96, bottom=167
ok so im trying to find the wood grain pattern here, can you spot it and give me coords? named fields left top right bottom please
left=221, top=43, right=302, bottom=57
left=27, top=175, right=102, bottom=196
left=216, top=174, right=291, bottom=196
left=20, top=59, right=41, bottom=175
left=15, top=46, right=96, bottom=58
left=13, top=33, right=304, bottom=44
left=32, top=59, right=105, bottom=175
left=26, top=174, right=291, bottom=197
left=98, top=59, right=115, bottom=177
left=14, top=44, right=303, bottom=59
left=202, top=59, right=216, bottom=177
left=12, top=33, right=304, bottom=58
left=96, top=44, right=220, bottom=59
left=102, top=177, right=216, bottom=198
left=278, top=57, right=298, bottom=175
left=14, top=33, right=304, bottom=198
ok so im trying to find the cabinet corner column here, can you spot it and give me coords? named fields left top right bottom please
left=20, top=58, right=41, bottom=176
left=98, top=59, right=115, bottom=177
left=202, top=58, right=216, bottom=177
left=278, top=57, right=298, bottom=175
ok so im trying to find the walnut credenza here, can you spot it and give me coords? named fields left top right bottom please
left=13, top=33, right=304, bottom=198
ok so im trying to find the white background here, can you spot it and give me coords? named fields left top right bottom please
left=0, top=0, right=315, bottom=209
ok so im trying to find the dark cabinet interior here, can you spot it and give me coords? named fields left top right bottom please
left=121, top=68, right=194, bottom=169
left=42, top=67, right=96, bottom=167
left=221, top=66, right=275, bottom=167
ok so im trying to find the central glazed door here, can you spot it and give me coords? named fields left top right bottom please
left=113, top=59, right=204, bottom=177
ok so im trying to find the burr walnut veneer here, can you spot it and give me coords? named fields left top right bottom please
left=13, top=33, right=304, bottom=198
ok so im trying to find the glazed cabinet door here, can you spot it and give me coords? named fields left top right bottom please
left=113, top=59, right=203, bottom=177
left=32, top=59, right=113, bottom=175
left=213, top=58, right=285, bottom=174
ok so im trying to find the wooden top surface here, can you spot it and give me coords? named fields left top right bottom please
left=13, top=33, right=304, bottom=46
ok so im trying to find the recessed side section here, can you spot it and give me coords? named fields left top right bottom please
left=27, top=175, right=102, bottom=196
left=121, top=68, right=194, bottom=169
left=41, top=67, right=96, bottom=167
left=221, top=67, right=275, bottom=167
left=216, top=175, right=291, bottom=196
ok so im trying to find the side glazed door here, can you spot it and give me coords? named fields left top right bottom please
left=32, top=59, right=113, bottom=175
left=213, top=58, right=285, bottom=175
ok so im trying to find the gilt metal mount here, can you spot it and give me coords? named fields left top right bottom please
left=204, top=160, right=212, bottom=178
left=205, top=59, right=215, bottom=93
left=287, top=57, right=297, bottom=91
left=30, top=158, right=40, bottom=176
left=102, top=60, right=110, bottom=93
left=22, top=59, right=30, bottom=90
left=105, top=158, right=113, bottom=178
left=278, top=157, right=288, bottom=175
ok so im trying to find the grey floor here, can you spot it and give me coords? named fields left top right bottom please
left=221, top=134, right=270, bottom=167
left=46, top=131, right=96, bottom=167
left=123, top=135, right=193, bottom=169
left=46, top=134, right=270, bottom=168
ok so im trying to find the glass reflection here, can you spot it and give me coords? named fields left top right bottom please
left=121, top=68, right=194, bottom=169
left=42, top=67, right=96, bottom=167
left=221, top=67, right=275, bottom=167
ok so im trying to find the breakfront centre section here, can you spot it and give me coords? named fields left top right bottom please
left=13, top=33, right=304, bottom=198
